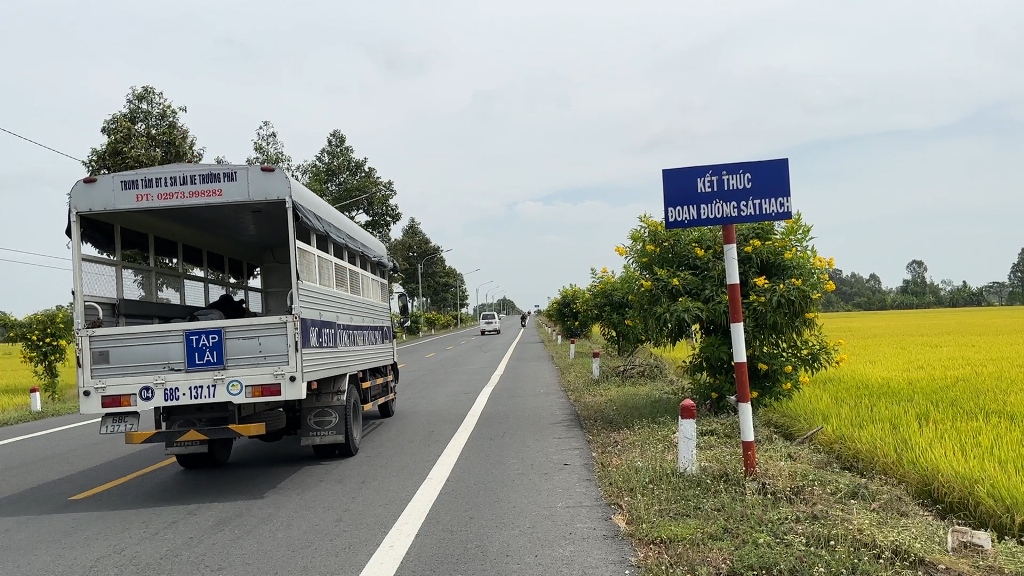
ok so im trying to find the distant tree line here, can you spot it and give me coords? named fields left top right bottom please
left=821, top=249, right=1024, bottom=311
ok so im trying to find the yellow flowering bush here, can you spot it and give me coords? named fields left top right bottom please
left=619, top=212, right=843, bottom=408
left=586, top=266, right=648, bottom=357
left=422, top=311, right=455, bottom=331
left=546, top=284, right=594, bottom=339
left=10, top=306, right=74, bottom=401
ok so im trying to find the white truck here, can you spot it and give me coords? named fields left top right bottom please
left=65, top=163, right=411, bottom=468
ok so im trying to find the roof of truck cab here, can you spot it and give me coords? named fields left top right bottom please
left=67, top=163, right=392, bottom=266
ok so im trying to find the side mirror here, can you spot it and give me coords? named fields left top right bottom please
left=397, top=293, right=410, bottom=318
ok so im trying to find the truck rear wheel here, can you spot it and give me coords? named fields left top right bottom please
left=311, top=443, right=339, bottom=458
left=378, top=387, right=396, bottom=418
left=338, top=384, right=362, bottom=457
left=175, top=438, right=233, bottom=469
left=175, top=454, right=206, bottom=469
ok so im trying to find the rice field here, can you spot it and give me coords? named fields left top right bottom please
left=0, top=344, right=78, bottom=421
left=766, top=307, right=1024, bottom=538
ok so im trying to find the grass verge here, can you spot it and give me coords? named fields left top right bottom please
left=535, top=322, right=1024, bottom=576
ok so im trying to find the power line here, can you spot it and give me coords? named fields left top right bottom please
left=0, top=256, right=112, bottom=277
left=0, top=247, right=70, bottom=261
left=0, top=126, right=83, bottom=163
left=0, top=257, right=71, bottom=272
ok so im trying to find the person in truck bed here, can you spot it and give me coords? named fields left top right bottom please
left=173, top=294, right=256, bottom=323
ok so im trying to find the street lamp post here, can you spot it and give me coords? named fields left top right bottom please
left=475, top=280, right=494, bottom=319
left=418, top=248, right=451, bottom=315
left=486, top=286, right=501, bottom=313
left=457, top=268, right=480, bottom=328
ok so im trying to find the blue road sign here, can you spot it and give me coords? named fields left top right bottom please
left=662, top=158, right=792, bottom=229
left=184, top=328, right=225, bottom=371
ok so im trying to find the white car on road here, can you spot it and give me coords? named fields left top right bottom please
left=479, top=311, right=501, bottom=335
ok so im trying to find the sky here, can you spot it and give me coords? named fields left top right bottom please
left=1, top=0, right=1022, bottom=317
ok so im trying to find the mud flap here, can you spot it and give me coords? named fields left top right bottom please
left=300, top=388, right=347, bottom=446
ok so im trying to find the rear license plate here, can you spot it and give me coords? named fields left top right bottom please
left=100, top=412, right=140, bottom=434
left=160, top=384, right=219, bottom=403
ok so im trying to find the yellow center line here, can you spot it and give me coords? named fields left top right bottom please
left=398, top=364, right=405, bottom=368
left=425, top=353, right=435, bottom=358
left=69, top=457, right=176, bottom=500
left=446, top=346, right=454, bottom=350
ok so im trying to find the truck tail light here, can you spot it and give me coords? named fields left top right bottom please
left=245, top=384, right=282, bottom=398
left=101, top=394, right=136, bottom=408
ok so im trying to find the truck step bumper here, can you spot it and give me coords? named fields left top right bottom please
left=125, top=423, right=267, bottom=444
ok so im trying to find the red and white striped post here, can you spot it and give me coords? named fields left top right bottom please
left=678, top=398, right=697, bottom=473
left=569, top=338, right=576, bottom=359
left=722, top=224, right=757, bottom=477
left=29, top=386, right=42, bottom=413
left=592, top=350, right=600, bottom=379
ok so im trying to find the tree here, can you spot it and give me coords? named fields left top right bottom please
left=896, top=259, right=944, bottom=308
left=426, top=264, right=469, bottom=313
left=0, top=311, right=18, bottom=344
left=246, top=120, right=294, bottom=174
left=615, top=213, right=843, bottom=408
left=213, top=156, right=231, bottom=164
left=900, top=259, right=929, bottom=299
left=297, top=130, right=401, bottom=243
left=83, top=85, right=204, bottom=175
left=390, top=217, right=443, bottom=310
left=1008, top=248, right=1024, bottom=305
left=586, top=266, right=647, bottom=358
left=9, top=306, right=74, bottom=401
left=984, top=281, right=1011, bottom=306
left=387, top=217, right=474, bottom=316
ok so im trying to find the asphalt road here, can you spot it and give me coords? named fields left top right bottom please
left=0, top=317, right=636, bottom=576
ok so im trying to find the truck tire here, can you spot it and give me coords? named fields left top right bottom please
left=311, top=443, right=339, bottom=458
left=243, top=408, right=287, bottom=430
left=378, top=364, right=397, bottom=418
left=245, top=408, right=288, bottom=442
left=378, top=390, right=396, bottom=418
left=338, top=384, right=362, bottom=457
left=175, top=453, right=206, bottom=469
left=206, top=438, right=233, bottom=467
left=175, top=438, right=233, bottom=469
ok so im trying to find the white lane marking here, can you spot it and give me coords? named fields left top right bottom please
left=398, top=327, right=478, bottom=349
left=0, top=418, right=101, bottom=447
left=359, top=328, right=525, bottom=575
